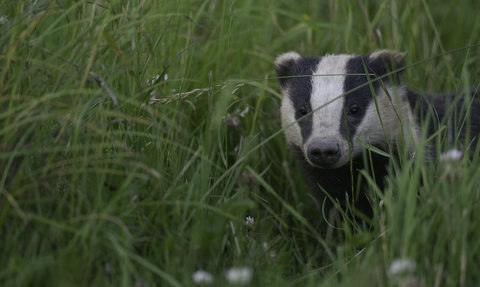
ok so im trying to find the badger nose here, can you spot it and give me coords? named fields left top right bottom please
left=307, top=138, right=341, bottom=167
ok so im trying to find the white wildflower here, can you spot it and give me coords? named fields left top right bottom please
left=225, top=267, right=253, bottom=285
left=238, top=107, right=249, bottom=117
left=146, top=74, right=161, bottom=85
left=0, top=15, right=7, bottom=25
left=388, top=258, right=417, bottom=277
left=192, top=270, right=213, bottom=285
left=269, top=250, right=278, bottom=261
left=439, top=149, right=463, bottom=162
left=245, top=216, right=254, bottom=227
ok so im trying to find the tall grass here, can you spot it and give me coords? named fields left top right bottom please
left=1, top=0, right=479, bottom=286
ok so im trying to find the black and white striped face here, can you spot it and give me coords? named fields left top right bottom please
left=275, top=50, right=411, bottom=169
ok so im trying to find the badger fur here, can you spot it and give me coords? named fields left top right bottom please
left=275, top=50, right=480, bottom=216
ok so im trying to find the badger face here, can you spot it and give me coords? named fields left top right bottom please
left=275, top=50, right=412, bottom=169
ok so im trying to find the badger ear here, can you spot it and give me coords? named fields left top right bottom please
left=367, top=50, right=406, bottom=80
left=275, top=52, right=302, bottom=87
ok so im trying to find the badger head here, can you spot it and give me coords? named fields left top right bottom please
left=275, top=50, right=415, bottom=169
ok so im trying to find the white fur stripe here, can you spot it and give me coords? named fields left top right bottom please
left=303, top=55, right=354, bottom=167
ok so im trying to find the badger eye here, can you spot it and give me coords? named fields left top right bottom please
left=348, top=104, right=361, bottom=116
left=298, top=106, right=308, bottom=116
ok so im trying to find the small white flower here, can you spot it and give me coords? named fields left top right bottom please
left=225, top=267, right=253, bottom=285
left=239, top=107, right=249, bottom=117
left=440, top=149, right=463, bottom=162
left=388, top=258, right=417, bottom=277
left=269, top=251, right=278, bottom=261
left=192, top=270, right=213, bottom=285
left=146, top=75, right=161, bottom=85
left=245, top=216, right=254, bottom=226
left=0, top=15, right=7, bottom=24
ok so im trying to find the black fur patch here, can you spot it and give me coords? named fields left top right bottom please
left=340, top=55, right=376, bottom=141
left=292, top=144, right=390, bottom=218
left=277, top=57, right=321, bottom=142
left=340, top=53, right=404, bottom=142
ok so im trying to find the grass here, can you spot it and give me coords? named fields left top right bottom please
left=1, top=0, right=480, bottom=286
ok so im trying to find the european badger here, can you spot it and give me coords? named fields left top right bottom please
left=275, top=50, right=480, bottom=216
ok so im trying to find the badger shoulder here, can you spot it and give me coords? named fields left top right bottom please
left=406, top=87, right=480, bottom=150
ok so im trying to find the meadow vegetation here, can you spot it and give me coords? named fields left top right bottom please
left=1, top=0, right=479, bottom=286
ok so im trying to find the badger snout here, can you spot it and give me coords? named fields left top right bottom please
left=307, top=138, right=341, bottom=167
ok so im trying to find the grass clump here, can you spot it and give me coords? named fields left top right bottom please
left=1, top=0, right=479, bottom=286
